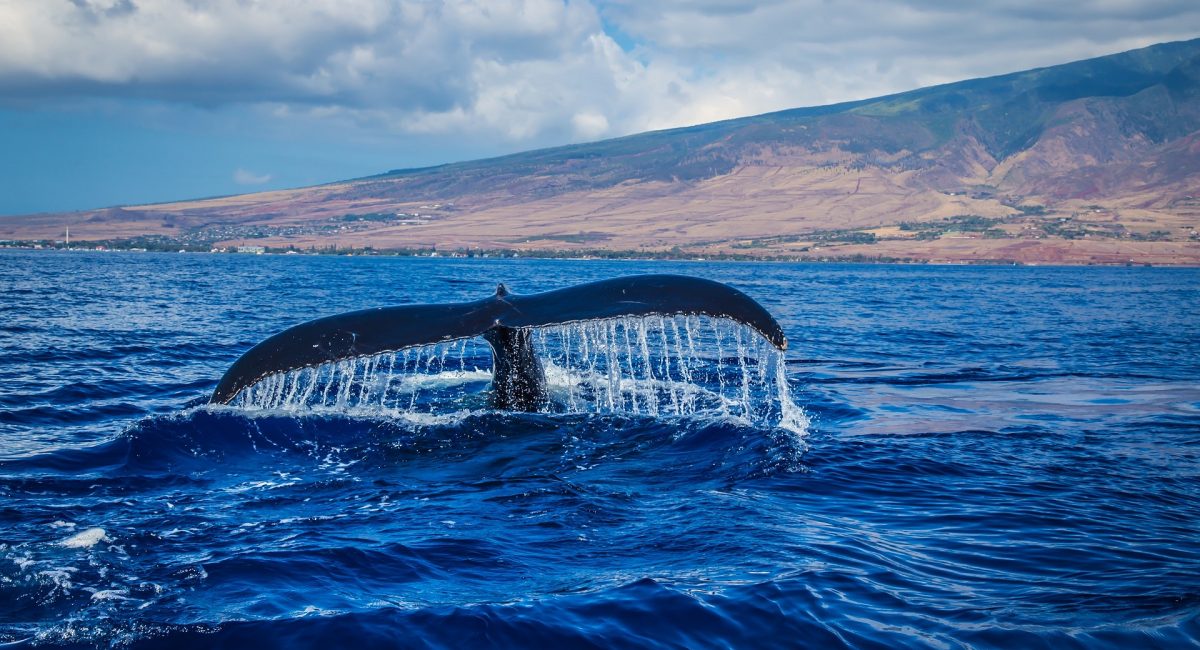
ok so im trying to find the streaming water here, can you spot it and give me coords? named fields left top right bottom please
left=229, top=315, right=808, bottom=435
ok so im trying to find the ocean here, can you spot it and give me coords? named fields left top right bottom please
left=1, top=250, right=1197, bottom=648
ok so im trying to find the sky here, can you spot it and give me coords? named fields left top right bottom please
left=1, top=0, right=1198, bottom=215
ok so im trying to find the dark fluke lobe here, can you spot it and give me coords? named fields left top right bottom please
left=210, top=274, right=787, bottom=409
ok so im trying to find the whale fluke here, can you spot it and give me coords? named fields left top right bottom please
left=210, top=274, right=786, bottom=409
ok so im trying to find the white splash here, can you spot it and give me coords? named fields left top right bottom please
left=90, top=589, right=133, bottom=601
left=60, top=528, right=110, bottom=549
left=226, top=315, right=808, bottom=436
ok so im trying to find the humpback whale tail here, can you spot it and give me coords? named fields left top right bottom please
left=210, top=274, right=788, bottom=412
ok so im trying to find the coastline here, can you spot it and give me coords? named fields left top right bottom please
left=3, top=244, right=1197, bottom=267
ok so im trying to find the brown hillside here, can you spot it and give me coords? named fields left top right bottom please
left=3, top=38, right=1199, bottom=264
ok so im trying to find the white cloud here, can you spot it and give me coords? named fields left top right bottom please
left=233, top=168, right=271, bottom=185
left=0, top=0, right=1197, bottom=153
left=572, top=110, right=610, bottom=139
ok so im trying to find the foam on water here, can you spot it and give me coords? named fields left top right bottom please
left=58, top=528, right=109, bottom=549
left=226, top=314, right=808, bottom=435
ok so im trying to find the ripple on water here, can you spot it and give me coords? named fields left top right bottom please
left=0, top=253, right=1198, bottom=648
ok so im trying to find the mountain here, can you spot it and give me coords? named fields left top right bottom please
left=4, top=38, right=1200, bottom=264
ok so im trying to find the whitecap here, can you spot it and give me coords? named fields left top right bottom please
left=60, top=528, right=110, bottom=548
left=90, top=589, right=133, bottom=601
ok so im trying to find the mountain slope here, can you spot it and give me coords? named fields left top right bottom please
left=4, top=38, right=1200, bottom=264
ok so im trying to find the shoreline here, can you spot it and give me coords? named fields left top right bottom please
left=3, top=244, right=1197, bottom=268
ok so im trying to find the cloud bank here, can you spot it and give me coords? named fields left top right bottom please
left=1, top=1, right=1198, bottom=146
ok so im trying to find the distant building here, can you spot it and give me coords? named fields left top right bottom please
left=237, top=245, right=266, bottom=254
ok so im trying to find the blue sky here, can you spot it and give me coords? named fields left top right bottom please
left=1, top=0, right=1198, bottom=216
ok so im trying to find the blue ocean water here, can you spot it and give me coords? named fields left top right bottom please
left=1, top=251, right=1198, bottom=649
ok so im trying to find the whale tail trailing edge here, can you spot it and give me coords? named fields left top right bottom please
left=210, top=274, right=787, bottom=410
